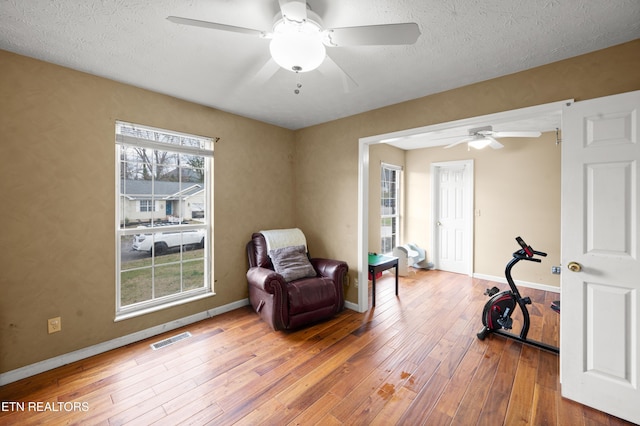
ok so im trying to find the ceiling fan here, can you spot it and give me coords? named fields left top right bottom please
left=444, top=126, right=542, bottom=150
left=167, top=0, right=420, bottom=88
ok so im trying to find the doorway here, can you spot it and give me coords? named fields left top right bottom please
left=357, top=99, right=570, bottom=313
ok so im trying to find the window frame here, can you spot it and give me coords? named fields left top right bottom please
left=380, top=162, right=402, bottom=255
left=115, top=121, right=214, bottom=321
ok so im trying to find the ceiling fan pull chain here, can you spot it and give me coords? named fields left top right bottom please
left=293, top=66, right=303, bottom=94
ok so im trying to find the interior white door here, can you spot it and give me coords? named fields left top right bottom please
left=561, top=90, right=640, bottom=424
left=433, top=161, right=472, bottom=275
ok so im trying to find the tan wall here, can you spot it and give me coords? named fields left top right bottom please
left=0, top=50, right=296, bottom=373
left=295, top=39, right=640, bottom=304
left=405, top=132, right=561, bottom=286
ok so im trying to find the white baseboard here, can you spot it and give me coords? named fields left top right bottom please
left=473, top=273, right=560, bottom=294
left=0, top=299, right=250, bottom=386
left=344, top=300, right=360, bottom=312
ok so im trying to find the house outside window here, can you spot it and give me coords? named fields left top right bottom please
left=115, top=121, right=214, bottom=320
left=381, top=163, right=402, bottom=254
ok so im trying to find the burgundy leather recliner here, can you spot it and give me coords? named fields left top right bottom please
left=246, top=232, right=348, bottom=330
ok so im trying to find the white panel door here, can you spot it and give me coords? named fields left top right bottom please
left=561, top=90, right=640, bottom=425
left=434, top=161, right=472, bottom=275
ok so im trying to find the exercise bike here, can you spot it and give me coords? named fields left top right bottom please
left=476, top=236, right=559, bottom=354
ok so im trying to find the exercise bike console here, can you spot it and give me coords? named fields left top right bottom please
left=515, top=235, right=547, bottom=260
left=476, top=237, right=558, bottom=354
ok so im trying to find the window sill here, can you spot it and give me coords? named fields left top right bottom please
left=114, top=291, right=216, bottom=322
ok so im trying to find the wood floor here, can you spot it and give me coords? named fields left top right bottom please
left=0, top=269, right=635, bottom=425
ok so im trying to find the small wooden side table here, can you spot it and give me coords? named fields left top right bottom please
left=368, top=254, right=399, bottom=306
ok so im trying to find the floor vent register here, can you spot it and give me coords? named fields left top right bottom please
left=150, top=331, right=192, bottom=350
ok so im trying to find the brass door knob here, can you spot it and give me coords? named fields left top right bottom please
left=567, top=261, right=582, bottom=272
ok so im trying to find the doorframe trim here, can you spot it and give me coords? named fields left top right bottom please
left=357, top=99, right=573, bottom=313
left=430, top=160, right=474, bottom=276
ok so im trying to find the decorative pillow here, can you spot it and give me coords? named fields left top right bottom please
left=268, top=245, right=317, bottom=282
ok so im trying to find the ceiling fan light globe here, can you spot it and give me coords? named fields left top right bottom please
left=269, top=21, right=326, bottom=72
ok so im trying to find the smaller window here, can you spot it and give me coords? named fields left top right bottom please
left=139, top=200, right=154, bottom=212
left=381, top=163, right=402, bottom=254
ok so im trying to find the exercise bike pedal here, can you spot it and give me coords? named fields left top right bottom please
left=484, top=286, right=500, bottom=297
left=521, top=296, right=532, bottom=305
left=497, top=316, right=513, bottom=330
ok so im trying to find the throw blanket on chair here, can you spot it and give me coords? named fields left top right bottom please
left=260, top=228, right=307, bottom=252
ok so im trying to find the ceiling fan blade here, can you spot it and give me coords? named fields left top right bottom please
left=492, top=130, right=542, bottom=138
left=249, top=58, right=281, bottom=86
left=318, top=53, right=358, bottom=93
left=167, top=16, right=266, bottom=37
left=444, top=137, right=472, bottom=149
left=487, top=136, right=504, bottom=149
left=323, top=23, right=420, bottom=46
left=278, top=0, right=308, bottom=23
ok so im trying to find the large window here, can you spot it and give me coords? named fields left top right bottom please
left=381, top=163, right=402, bottom=254
left=115, top=121, right=214, bottom=320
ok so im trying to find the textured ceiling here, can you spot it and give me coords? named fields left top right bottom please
left=1, top=0, right=639, bottom=131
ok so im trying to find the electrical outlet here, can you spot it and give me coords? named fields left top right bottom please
left=48, top=317, right=61, bottom=334
left=551, top=266, right=562, bottom=275
left=354, top=278, right=359, bottom=288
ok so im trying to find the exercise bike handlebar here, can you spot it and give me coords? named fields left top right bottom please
left=513, top=251, right=544, bottom=262
left=513, top=236, right=547, bottom=261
